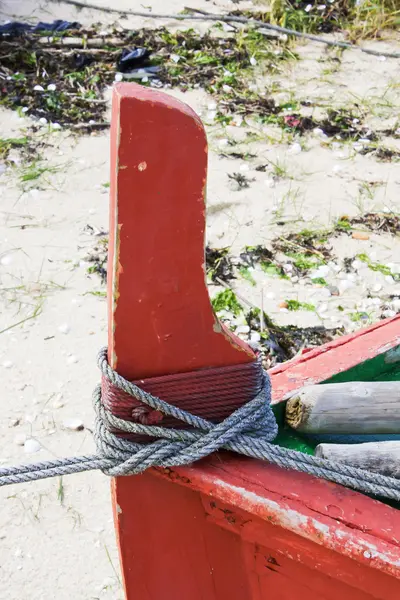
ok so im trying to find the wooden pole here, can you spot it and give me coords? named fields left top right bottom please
left=316, top=441, right=400, bottom=478
left=108, top=83, right=255, bottom=598
left=285, top=381, right=400, bottom=434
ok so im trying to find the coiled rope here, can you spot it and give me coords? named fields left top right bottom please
left=1, top=347, right=400, bottom=502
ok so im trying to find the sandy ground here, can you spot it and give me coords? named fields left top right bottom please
left=0, top=0, right=399, bottom=598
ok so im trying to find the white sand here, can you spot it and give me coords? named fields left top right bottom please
left=0, top=1, right=399, bottom=598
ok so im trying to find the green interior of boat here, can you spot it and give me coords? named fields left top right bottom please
left=273, top=343, right=400, bottom=455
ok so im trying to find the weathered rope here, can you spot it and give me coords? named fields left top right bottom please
left=2, top=347, right=400, bottom=503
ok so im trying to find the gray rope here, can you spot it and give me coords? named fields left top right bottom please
left=2, top=347, right=400, bottom=503
left=53, top=0, right=400, bottom=59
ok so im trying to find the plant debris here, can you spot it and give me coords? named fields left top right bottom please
left=360, top=145, right=400, bottom=162
left=335, top=213, right=400, bottom=236
left=228, top=172, right=254, bottom=189
left=205, top=246, right=235, bottom=283
left=84, top=236, right=108, bottom=283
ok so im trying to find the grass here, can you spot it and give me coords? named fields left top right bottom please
left=0, top=301, right=43, bottom=335
left=17, top=161, right=62, bottom=191
left=286, top=252, right=324, bottom=271
left=260, top=262, right=290, bottom=279
left=285, top=299, right=316, bottom=312
left=312, top=277, right=328, bottom=286
left=239, top=266, right=257, bottom=286
left=349, top=310, right=371, bottom=323
left=0, top=137, right=29, bottom=160
left=357, top=252, right=399, bottom=280
left=211, top=289, right=243, bottom=316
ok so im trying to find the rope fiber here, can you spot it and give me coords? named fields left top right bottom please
left=2, top=347, right=400, bottom=502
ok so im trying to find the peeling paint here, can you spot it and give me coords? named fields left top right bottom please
left=385, top=345, right=400, bottom=364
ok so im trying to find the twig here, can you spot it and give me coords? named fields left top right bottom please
left=216, top=277, right=257, bottom=311
left=260, top=289, right=265, bottom=333
left=69, top=121, right=110, bottom=129
left=277, top=236, right=325, bottom=259
left=52, top=0, right=400, bottom=59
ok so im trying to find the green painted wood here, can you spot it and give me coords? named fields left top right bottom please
left=275, top=345, right=400, bottom=454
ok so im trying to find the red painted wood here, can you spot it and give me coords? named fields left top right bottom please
left=108, top=83, right=400, bottom=599
left=270, top=314, right=400, bottom=402
left=108, top=83, right=255, bottom=597
left=108, top=83, right=254, bottom=381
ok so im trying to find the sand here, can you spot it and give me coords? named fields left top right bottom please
left=0, top=0, right=399, bottom=598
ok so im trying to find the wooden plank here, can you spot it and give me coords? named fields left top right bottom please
left=285, top=381, right=400, bottom=434
left=108, top=83, right=255, bottom=598
left=270, top=315, right=400, bottom=403
left=316, top=441, right=400, bottom=477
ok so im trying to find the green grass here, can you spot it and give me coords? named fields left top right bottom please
left=211, top=289, right=243, bottom=316
left=286, top=252, right=324, bottom=271
left=0, top=137, right=29, bottom=160
left=285, top=299, right=316, bottom=312
left=312, top=277, right=328, bottom=286
left=239, top=266, right=256, bottom=286
left=260, top=262, right=290, bottom=279
left=357, top=252, right=399, bottom=279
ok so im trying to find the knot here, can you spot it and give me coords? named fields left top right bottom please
left=93, top=348, right=278, bottom=477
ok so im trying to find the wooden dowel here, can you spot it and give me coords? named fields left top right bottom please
left=285, top=381, right=400, bottom=434
left=316, top=441, right=400, bottom=478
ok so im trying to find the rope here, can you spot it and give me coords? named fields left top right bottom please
left=2, top=347, right=400, bottom=502
left=52, top=0, right=400, bottom=59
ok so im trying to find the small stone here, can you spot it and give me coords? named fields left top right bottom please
left=14, top=434, right=26, bottom=446
left=170, top=54, right=180, bottom=63
left=33, top=85, right=44, bottom=91
left=47, top=83, right=56, bottom=91
left=250, top=332, right=261, bottom=343
left=352, top=231, right=370, bottom=241
left=0, top=254, right=12, bottom=266
left=250, top=56, right=257, bottom=66
left=2, top=360, right=13, bottom=368
left=338, top=280, right=354, bottom=294
left=372, top=283, right=382, bottom=293
left=264, top=179, right=276, bottom=188
left=114, top=72, right=123, bottom=82
left=39, top=117, right=47, bottom=125
left=58, top=323, right=70, bottom=334
left=63, top=418, right=84, bottom=431
left=235, top=325, right=250, bottom=335
left=24, top=439, right=41, bottom=453
left=288, top=142, right=302, bottom=155
left=320, top=288, right=331, bottom=297
left=51, top=123, right=61, bottom=130
left=67, top=355, right=79, bottom=364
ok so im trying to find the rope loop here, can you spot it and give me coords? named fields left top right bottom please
left=2, top=347, right=400, bottom=504
left=94, top=347, right=278, bottom=476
